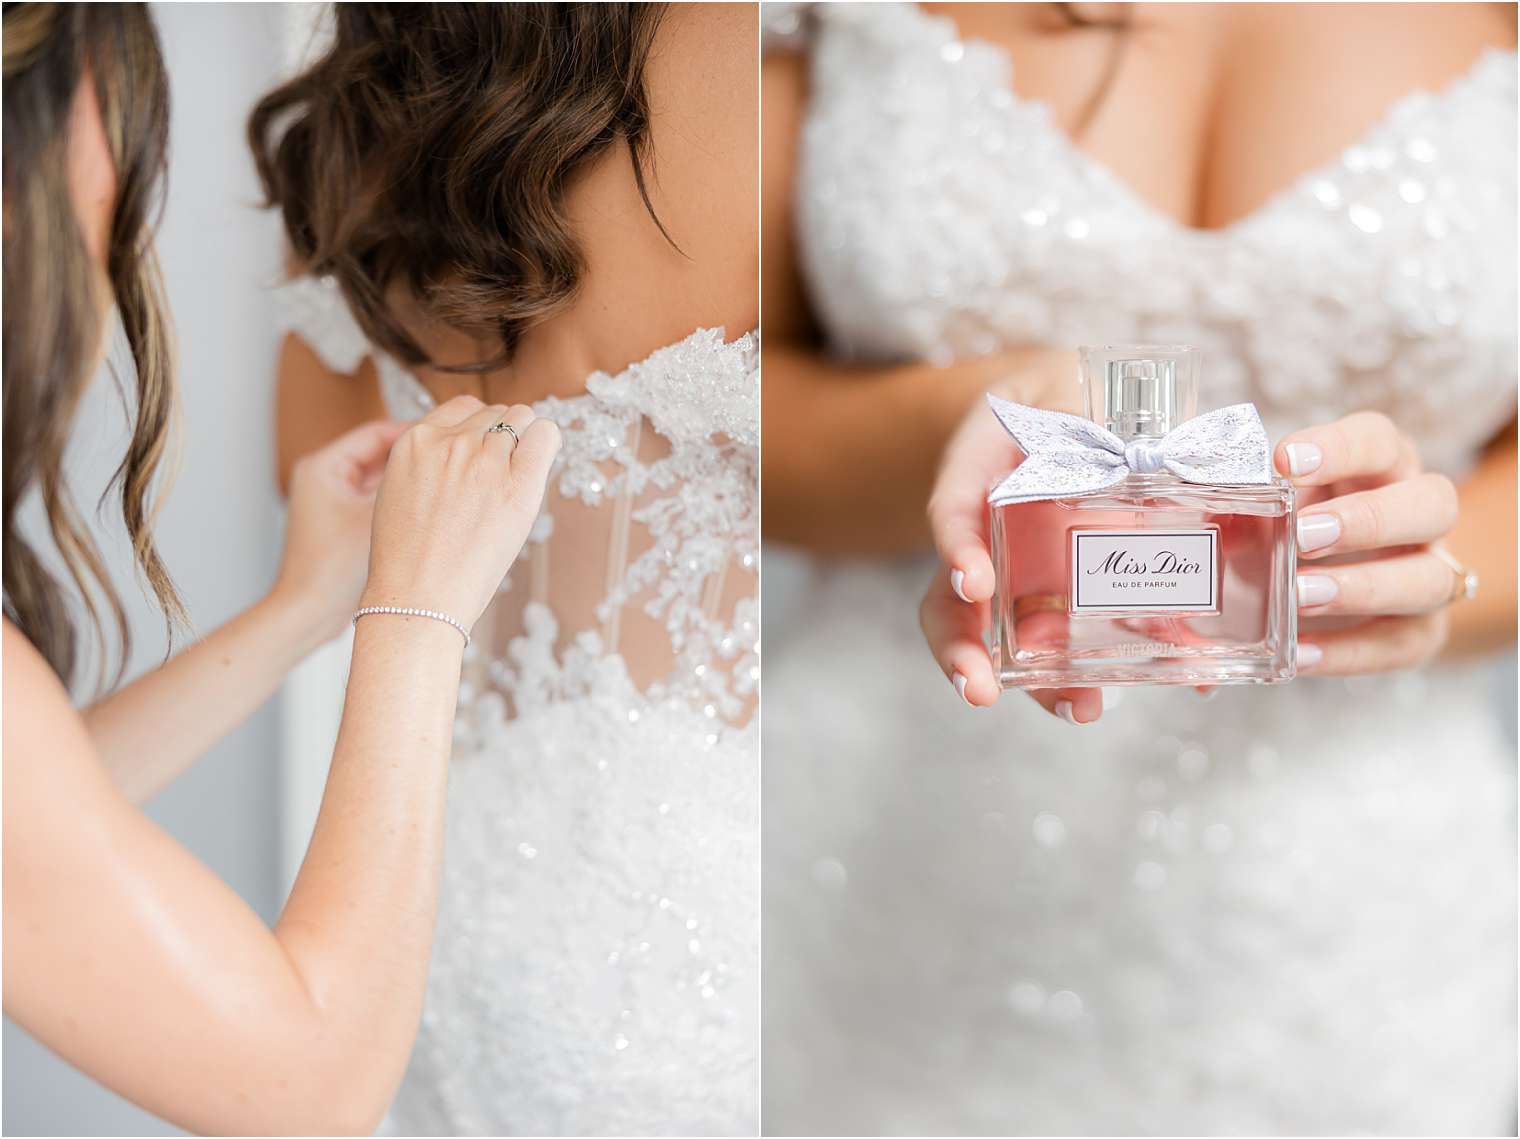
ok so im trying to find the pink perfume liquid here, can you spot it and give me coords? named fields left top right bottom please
left=990, top=474, right=1296, bottom=687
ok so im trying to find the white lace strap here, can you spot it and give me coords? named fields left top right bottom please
left=275, top=275, right=370, bottom=375
left=275, top=275, right=440, bottom=423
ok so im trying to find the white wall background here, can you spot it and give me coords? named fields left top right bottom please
left=3, top=6, right=288, bottom=1135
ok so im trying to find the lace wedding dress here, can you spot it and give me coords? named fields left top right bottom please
left=281, top=280, right=759, bottom=1136
left=763, top=5, right=1517, bottom=1135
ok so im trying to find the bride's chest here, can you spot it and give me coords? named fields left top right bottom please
left=794, top=7, right=1516, bottom=466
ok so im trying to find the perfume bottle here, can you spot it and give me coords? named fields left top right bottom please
left=988, top=345, right=1297, bottom=687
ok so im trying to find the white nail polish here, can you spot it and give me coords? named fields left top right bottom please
left=1297, top=514, right=1342, bottom=552
left=1296, top=574, right=1338, bottom=608
left=1285, top=442, right=1323, bottom=477
left=1055, top=699, right=1078, bottom=725
left=953, top=671, right=972, bottom=706
left=950, top=568, right=970, bottom=603
left=1297, top=643, right=1323, bottom=668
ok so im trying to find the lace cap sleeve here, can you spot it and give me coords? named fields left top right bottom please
left=763, top=2, right=812, bottom=52
left=274, top=273, right=438, bottom=420
left=275, top=275, right=371, bottom=375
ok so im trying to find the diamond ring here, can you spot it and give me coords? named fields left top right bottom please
left=487, top=421, right=520, bottom=446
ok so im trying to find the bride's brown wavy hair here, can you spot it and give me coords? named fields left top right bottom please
left=249, top=2, right=671, bottom=372
left=3, top=2, right=183, bottom=686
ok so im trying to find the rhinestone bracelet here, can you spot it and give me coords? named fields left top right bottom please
left=352, top=605, right=470, bottom=646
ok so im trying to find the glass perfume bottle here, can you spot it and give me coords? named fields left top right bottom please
left=989, top=345, right=1297, bottom=688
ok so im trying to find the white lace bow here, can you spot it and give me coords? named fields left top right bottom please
left=985, top=394, right=1274, bottom=505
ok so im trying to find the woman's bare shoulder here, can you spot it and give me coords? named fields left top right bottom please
left=274, top=333, right=386, bottom=490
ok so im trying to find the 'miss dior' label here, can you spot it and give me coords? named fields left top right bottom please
left=1069, top=528, right=1219, bottom=614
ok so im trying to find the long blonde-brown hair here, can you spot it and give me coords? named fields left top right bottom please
left=3, top=2, right=183, bottom=686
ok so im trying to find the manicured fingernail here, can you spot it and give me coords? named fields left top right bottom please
left=1195, top=686, right=1218, bottom=700
left=1296, top=574, right=1338, bottom=608
left=950, top=568, right=970, bottom=603
left=1297, top=513, right=1341, bottom=552
left=1285, top=442, right=1323, bottom=477
left=1297, top=642, right=1323, bottom=669
left=953, top=671, right=973, bottom=706
left=1057, top=696, right=1106, bottom=723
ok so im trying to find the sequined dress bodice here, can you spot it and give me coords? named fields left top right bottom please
left=283, top=280, right=758, bottom=1136
left=763, top=5, right=1517, bottom=1135
left=789, top=2, right=1515, bottom=471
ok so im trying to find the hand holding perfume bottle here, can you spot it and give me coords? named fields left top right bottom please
left=987, top=346, right=1298, bottom=690
left=922, top=345, right=1472, bottom=724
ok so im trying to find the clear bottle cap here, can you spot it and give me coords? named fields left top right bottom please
left=1079, top=344, right=1198, bottom=438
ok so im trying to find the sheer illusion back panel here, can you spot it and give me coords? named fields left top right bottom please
left=457, top=352, right=760, bottom=728
left=277, top=278, right=759, bottom=729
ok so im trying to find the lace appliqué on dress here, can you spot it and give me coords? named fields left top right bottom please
left=442, top=328, right=760, bottom=744
left=275, top=275, right=371, bottom=375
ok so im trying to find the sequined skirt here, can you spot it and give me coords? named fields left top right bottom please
left=763, top=559, right=1516, bottom=1136
left=389, top=694, right=759, bottom=1137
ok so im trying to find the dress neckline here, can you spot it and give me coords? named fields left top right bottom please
left=385, top=325, right=757, bottom=416
left=898, top=2, right=1515, bottom=241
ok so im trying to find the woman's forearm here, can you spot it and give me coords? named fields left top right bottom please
left=1444, top=426, right=1516, bottom=655
left=762, top=341, right=1071, bottom=554
left=269, top=614, right=463, bottom=1128
left=81, top=588, right=334, bottom=803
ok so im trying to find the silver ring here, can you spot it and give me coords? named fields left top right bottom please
left=487, top=421, right=520, bottom=446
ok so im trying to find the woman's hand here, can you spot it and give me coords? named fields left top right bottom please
left=362, top=396, right=561, bottom=629
left=1276, top=411, right=1462, bottom=674
left=273, top=417, right=408, bottom=642
left=919, top=375, right=1103, bottom=725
